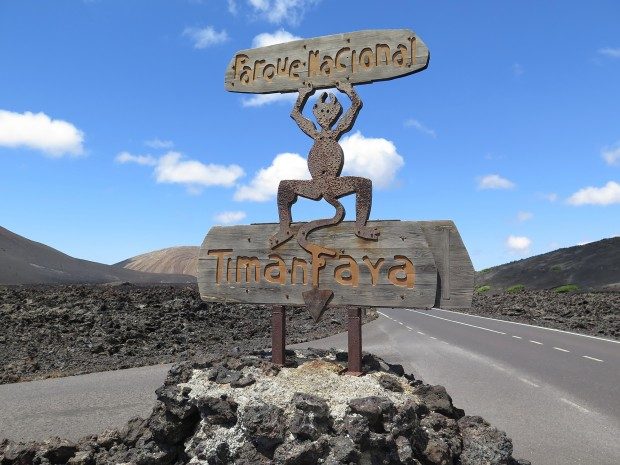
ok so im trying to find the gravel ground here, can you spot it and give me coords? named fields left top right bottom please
left=463, top=290, right=619, bottom=339
left=0, top=284, right=376, bottom=385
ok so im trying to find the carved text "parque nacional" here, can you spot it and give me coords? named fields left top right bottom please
left=224, top=29, right=430, bottom=94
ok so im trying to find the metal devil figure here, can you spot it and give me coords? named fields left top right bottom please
left=197, top=29, right=475, bottom=373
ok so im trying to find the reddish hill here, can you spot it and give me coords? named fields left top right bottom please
left=114, top=246, right=199, bottom=277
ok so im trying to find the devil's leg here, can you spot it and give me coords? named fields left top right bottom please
left=270, top=180, right=321, bottom=248
left=329, top=176, right=379, bottom=241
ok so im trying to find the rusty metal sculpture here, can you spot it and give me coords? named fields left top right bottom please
left=269, top=80, right=378, bottom=320
left=270, top=81, right=378, bottom=251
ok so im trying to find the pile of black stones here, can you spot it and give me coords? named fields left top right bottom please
left=0, top=349, right=531, bottom=465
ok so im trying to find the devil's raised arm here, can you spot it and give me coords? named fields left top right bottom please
left=290, top=84, right=318, bottom=139
left=335, top=82, right=362, bottom=138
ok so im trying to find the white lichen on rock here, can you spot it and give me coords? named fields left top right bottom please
left=183, top=357, right=413, bottom=423
left=181, top=354, right=419, bottom=463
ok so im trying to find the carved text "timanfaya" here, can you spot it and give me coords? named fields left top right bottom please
left=207, top=249, right=415, bottom=289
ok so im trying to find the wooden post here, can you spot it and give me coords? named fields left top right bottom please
left=271, top=306, right=286, bottom=366
left=347, top=307, right=363, bottom=375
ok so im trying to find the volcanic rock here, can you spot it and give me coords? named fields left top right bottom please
left=468, top=290, right=619, bottom=339
left=0, top=350, right=529, bottom=464
left=0, top=284, right=376, bottom=384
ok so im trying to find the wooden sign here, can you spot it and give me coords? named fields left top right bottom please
left=197, top=220, right=474, bottom=309
left=419, top=221, right=475, bottom=309
left=225, top=29, right=429, bottom=94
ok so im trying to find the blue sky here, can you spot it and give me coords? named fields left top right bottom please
left=1, top=0, right=619, bottom=270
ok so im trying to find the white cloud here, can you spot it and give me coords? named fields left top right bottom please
left=602, top=144, right=620, bottom=166
left=567, top=181, right=620, bottom=206
left=241, top=93, right=297, bottom=107
left=539, top=192, right=558, bottom=202
left=214, top=210, right=247, bottom=225
left=235, top=152, right=310, bottom=201
left=340, top=132, right=404, bottom=188
left=183, top=26, right=229, bottom=48
left=517, top=211, right=533, bottom=222
left=512, top=63, right=524, bottom=76
left=477, top=174, right=515, bottom=190
left=247, top=0, right=319, bottom=25
left=227, top=0, right=238, bottom=14
left=404, top=119, right=436, bottom=138
left=115, top=151, right=157, bottom=166
left=118, top=150, right=244, bottom=193
left=145, top=138, right=174, bottom=149
left=234, top=132, right=404, bottom=202
left=598, top=47, right=620, bottom=58
left=252, top=29, right=302, bottom=47
left=156, top=151, right=244, bottom=189
left=506, top=235, right=531, bottom=253
left=0, top=109, right=84, bottom=157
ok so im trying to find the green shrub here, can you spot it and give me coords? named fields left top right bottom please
left=506, top=284, right=525, bottom=293
left=550, top=265, right=563, bottom=272
left=475, top=285, right=491, bottom=294
left=479, top=268, right=491, bottom=274
left=554, top=284, right=579, bottom=293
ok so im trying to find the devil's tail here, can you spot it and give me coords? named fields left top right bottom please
left=296, top=197, right=344, bottom=256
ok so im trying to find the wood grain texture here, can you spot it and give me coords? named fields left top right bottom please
left=420, top=221, right=475, bottom=309
left=197, top=221, right=437, bottom=308
left=225, top=29, right=429, bottom=94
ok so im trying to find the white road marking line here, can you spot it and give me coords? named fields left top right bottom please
left=417, top=331, right=425, bottom=336
left=429, top=336, right=437, bottom=340
left=490, top=363, right=508, bottom=373
left=519, top=377, right=540, bottom=388
left=379, top=313, right=417, bottom=335
left=583, top=355, right=604, bottom=362
left=553, top=347, right=570, bottom=353
left=441, top=340, right=449, bottom=344
left=407, top=309, right=506, bottom=335
left=560, top=398, right=590, bottom=414
left=530, top=340, right=543, bottom=345
left=431, top=308, right=620, bottom=344
left=512, top=335, right=522, bottom=339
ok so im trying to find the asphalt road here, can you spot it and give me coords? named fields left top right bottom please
left=0, top=364, right=171, bottom=442
left=298, top=308, right=620, bottom=465
left=1, top=310, right=618, bottom=465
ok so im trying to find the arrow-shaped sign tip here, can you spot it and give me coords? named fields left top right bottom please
left=302, top=288, right=334, bottom=323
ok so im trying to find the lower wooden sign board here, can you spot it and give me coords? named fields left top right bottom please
left=197, top=220, right=474, bottom=309
left=419, top=221, right=475, bottom=309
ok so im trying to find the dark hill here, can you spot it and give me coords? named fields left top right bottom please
left=0, top=226, right=195, bottom=285
left=476, top=236, right=620, bottom=292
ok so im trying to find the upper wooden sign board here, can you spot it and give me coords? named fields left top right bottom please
left=225, top=29, right=430, bottom=94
